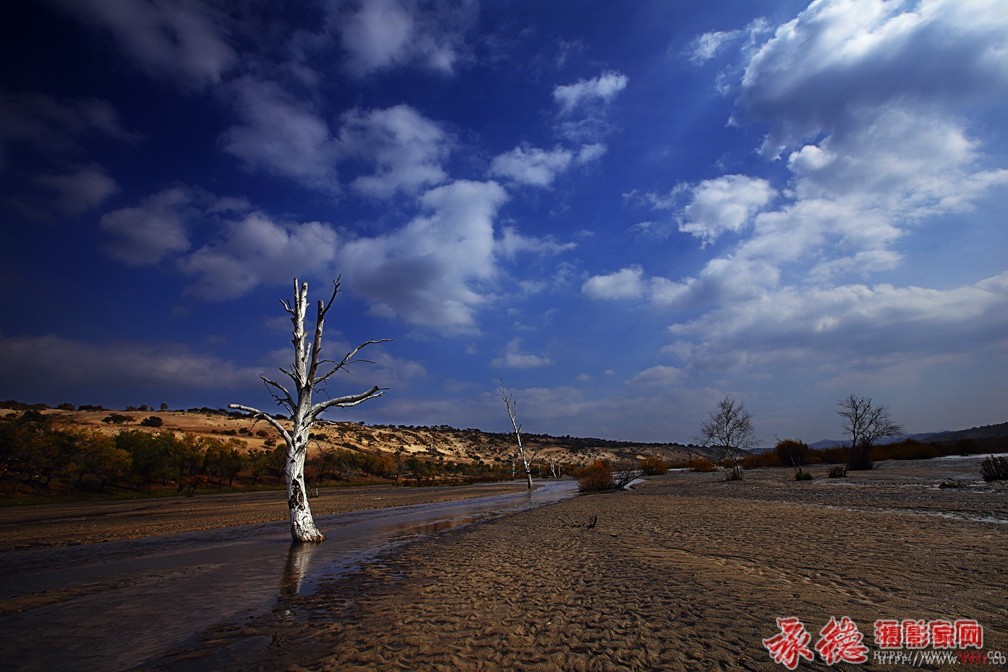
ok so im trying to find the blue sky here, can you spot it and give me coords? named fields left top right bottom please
left=1, top=0, right=1005, bottom=444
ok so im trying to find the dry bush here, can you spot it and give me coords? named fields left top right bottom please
left=980, top=455, right=1008, bottom=482
left=690, top=456, right=717, bottom=472
left=828, top=465, right=848, bottom=478
left=638, top=456, right=669, bottom=475
left=576, top=460, right=613, bottom=492
left=740, top=451, right=782, bottom=469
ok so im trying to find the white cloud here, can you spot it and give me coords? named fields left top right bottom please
left=491, top=338, right=553, bottom=369
left=338, top=105, right=450, bottom=197
left=179, top=213, right=339, bottom=300
left=582, top=266, right=646, bottom=300
left=337, top=180, right=508, bottom=331
left=497, top=227, right=575, bottom=260
left=49, top=0, right=235, bottom=87
left=35, top=164, right=119, bottom=215
left=221, top=77, right=339, bottom=192
left=553, top=71, right=629, bottom=116
left=675, top=175, right=776, bottom=246
left=688, top=29, right=743, bottom=65
left=100, top=187, right=193, bottom=265
left=628, top=365, right=685, bottom=387
left=489, top=143, right=606, bottom=187
left=739, top=0, right=1008, bottom=157
left=338, top=0, right=473, bottom=76
left=489, top=145, right=572, bottom=187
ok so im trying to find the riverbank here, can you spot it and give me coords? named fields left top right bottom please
left=169, top=457, right=1006, bottom=671
left=0, top=481, right=531, bottom=551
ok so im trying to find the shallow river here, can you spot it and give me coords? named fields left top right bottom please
left=0, top=480, right=577, bottom=671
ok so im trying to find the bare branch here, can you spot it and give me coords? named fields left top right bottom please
left=261, top=376, right=295, bottom=414
left=313, top=338, right=393, bottom=387
left=228, top=403, right=293, bottom=446
left=310, top=385, right=387, bottom=421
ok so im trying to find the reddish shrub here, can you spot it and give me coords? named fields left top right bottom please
left=577, top=460, right=613, bottom=492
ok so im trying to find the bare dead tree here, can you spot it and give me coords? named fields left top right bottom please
left=499, top=383, right=541, bottom=490
left=699, top=394, right=756, bottom=480
left=838, top=394, right=903, bottom=470
left=230, top=278, right=390, bottom=542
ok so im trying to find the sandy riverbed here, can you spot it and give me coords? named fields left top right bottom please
left=128, top=457, right=1008, bottom=671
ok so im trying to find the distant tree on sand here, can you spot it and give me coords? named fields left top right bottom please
left=699, top=395, right=756, bottom=480
left=837, top=394, right=903, bottom=470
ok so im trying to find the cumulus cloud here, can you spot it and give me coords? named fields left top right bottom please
left=674, top=175, right=776, bottom=246
left=48, top=0, right=235, bottom=87
left=337, top=180, right=508, bottom=331
left=338, top=104, right=451, bottom=197
left=489, top=146, right=572, bottom=187
left=553, top=71, right=629, bottom=116
left=628, top=365, right=685, bottom=387
left=34, top=164, right=119, bottom=215
left=739, top=0, right=1008, bottom=157
left=582, top=266, right=646, bottom=300
left=100, top=187, right=194, bottom=265
left=221, top=77, right=339, bottom=192
left=337, top=0, right=474, bottom=76
left=491, top=338, right=553, bottom=369
left=179, top=213, right=339, bottom=300
left=489, top=143, right=606, bottom=187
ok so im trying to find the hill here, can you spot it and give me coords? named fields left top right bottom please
left=0, top=403, right=697, bottom=468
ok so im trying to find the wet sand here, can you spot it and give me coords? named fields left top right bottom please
left=3, top=458, right=1006, bottom=671
left=153, top=457, right=1007, bottom=671
left=0, top=481, right=531, bottom=551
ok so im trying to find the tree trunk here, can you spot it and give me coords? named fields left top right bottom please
left=287, top=440, right=324, bottom=542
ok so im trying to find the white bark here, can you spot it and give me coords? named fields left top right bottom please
left=231, top=278, right=389, bottom=542
left=500, top=385, right=540, bottom=490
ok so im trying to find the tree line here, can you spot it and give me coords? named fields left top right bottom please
left=0, top=410, right=551, bottom=498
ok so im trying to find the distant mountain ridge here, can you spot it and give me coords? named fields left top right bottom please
left=811, top=421, right=1008, bottom=450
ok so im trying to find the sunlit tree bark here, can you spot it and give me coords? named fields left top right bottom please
left=230, top=278, right=389, bottom=542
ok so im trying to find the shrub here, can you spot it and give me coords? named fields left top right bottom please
left=775, top=439, right=810, bottom=469
left=638, top=456, right=669, bottom=475
left=577, top=460, right=613, bottom=492
left=980, top=455, right=1008, bottom=482
left=794, top=469, right=813, bottom=481
left=102, top=413, right=132, bottom=425
left=140, top=415, right=163, bottom=427
left=828, top=465, right=847, bottom=478
left=690, top=456, right=717, bottom=472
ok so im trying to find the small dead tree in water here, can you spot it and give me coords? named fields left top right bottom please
left=499, top=384, right=541, bottom=490
left=230, top=278, right=389, bottom=542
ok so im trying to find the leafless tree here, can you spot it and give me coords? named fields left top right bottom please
left=230, top=278, right=389, bottom=542
left=699, top=395, right=756, bottom=480
left=499, top=384, right=541, bottom=490
left=838, top=394, right=903, bottom=470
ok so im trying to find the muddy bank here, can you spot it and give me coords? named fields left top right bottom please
left=0, top=481, right=532, bottom=551
left=159, top=457, right=1006, bottom=671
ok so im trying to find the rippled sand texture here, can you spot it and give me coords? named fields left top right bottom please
left=261, top=460, right=1006, bottom=672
